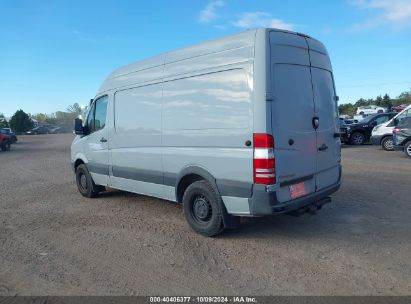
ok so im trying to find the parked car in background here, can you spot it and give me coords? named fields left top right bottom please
left=371, top=105, right=411, bottom=151
left=344, top=113, right=396, bottom=145
left=50, top=125, right=73, bottom=134
left=344, top=119, right=358, bottom=125
left=0, top=129, right=11, bottom=151
left=353, top=114, right=368, bottom=121
left=0, top=128, right=17, bottom=143
left=49, top=126, right=62, bottom=134
left=356, top=105, right=386, bottom=115
left=391, top=104, right=408, bottom=113
left=393, top=117, right=411, bottom=158
left=26, top=126, right=50, bottom=135
left=338, top=119, right=349, bottom=143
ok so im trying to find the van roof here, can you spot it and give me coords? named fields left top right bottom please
left=98, top=28, right=324, bottom=94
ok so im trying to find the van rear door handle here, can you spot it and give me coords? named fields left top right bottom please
left=312, top=117, right=319, bottom=129
left=318, top=144, right=328, bottom=151
left=100, top=137, right=107, bottom=143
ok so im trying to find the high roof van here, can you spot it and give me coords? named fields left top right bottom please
left=71, top=28, right=341, bottom=236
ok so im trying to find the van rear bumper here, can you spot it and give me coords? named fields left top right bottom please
left=248, top=181, right=341, bottom=216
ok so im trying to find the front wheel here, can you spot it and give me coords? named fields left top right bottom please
left=182, top=180, right=225, bottom=237
left=381, top=136, right=394, bottom=151
left=75, top=164, right=103, bottom=198
left=404, top=141, right=411, bottom=158
left=350, top=132, right=365, bottom=145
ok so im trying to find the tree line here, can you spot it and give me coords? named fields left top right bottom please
left=338, top=88, right=411, bottom=116
left=0, top=103, right=86, bottom=133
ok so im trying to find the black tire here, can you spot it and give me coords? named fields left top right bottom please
left=404, top=141, right=411, bottom=159
left=350, top=132, right=365, bottom=145
left=182, top=180, right=225, bottom=237
left=1, top=141, right=10, bottom=151
left=377, top=110, right=383, bottom=113
left=381, top=136, right=394, bottom=151
left=75, top=164, right=103, bottom=198
left=359, top=111, right=364, bottom=115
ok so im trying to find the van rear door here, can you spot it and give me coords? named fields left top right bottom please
left=269, top=31, right=340, bottom=203
left=269, top=32, right=317, bottom=203
left=311, top=67, right=340, bottom=190
left=307, top=37, right=341, bottom=190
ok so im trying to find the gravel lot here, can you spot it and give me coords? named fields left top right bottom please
left=0, top=134, right=410, bottom=296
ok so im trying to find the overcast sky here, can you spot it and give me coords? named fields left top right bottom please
left=1, top=0, right=411, bottom=117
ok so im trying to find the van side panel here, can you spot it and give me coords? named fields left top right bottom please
left=162, top=69, right=254, bottom=206
left=109, top=84, right=166, bottom=198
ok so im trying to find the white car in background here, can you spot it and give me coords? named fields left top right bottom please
left=371, top=104, right=411, bottom=150
left=357, top=105, right=386, bottom=115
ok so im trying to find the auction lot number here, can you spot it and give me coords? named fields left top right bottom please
left=150, top=297, right=230, bottom=303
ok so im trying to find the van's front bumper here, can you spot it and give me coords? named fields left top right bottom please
left=248, top=180, right=341, bottom=216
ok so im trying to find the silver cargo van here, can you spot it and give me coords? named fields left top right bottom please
left=71, top=28, right=341, bottom=236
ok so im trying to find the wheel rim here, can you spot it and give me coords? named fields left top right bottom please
left=384, top=139, right=393, bottom=150
left=78, top=173, right=88, bottom=192
left=352, top=133, right=364, bottom=144
left=406, top=144, right=411, bottom=156
left=191, top=195, right=212, bottom=224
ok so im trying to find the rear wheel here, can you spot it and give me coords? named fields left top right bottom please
left=359, top=111, right=364, bottom=115
left=182, top=180, right=225, bottom=237
left=404, top=141, right=411, bottom=158
left=377, top=110, right=383, bottom=113
left=75, top=164, right=103, bottom=198
left=381, top=136, right=394, bottom=151
left=350, top=132, right=365, bottom=145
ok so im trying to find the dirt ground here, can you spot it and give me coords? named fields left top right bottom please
left=0, top=134, right=410, bottom=295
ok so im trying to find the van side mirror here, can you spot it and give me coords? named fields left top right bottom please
left=74, top=118, right=84, bottom=135
left=393, top=118, right=399, bottom=126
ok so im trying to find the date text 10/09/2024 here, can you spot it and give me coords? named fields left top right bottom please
left=149, top=297, right=257, bottom=303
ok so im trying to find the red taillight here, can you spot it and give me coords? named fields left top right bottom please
left=253, top=133, right=276, bottom=185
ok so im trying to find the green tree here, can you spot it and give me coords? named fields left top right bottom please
left=382, top=93, right=392, bottom=109
left=394, top=89, right=411, bottom=106
left=31, top=113, right=57, bottom=125
left=67, top=103, right=82, bottom=118
left=55, top=111, right=76, bottom=126
left=9, top=109, right=33, bottom=133
left=375, top=95, right=383, bottom=106
left=31, top=113, right=49, bottom=123
left=0, top=113, right=9, bottom=128
left=338, top=103, right=356, bottom=116
left=355, top=98, right=368, bottom=107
